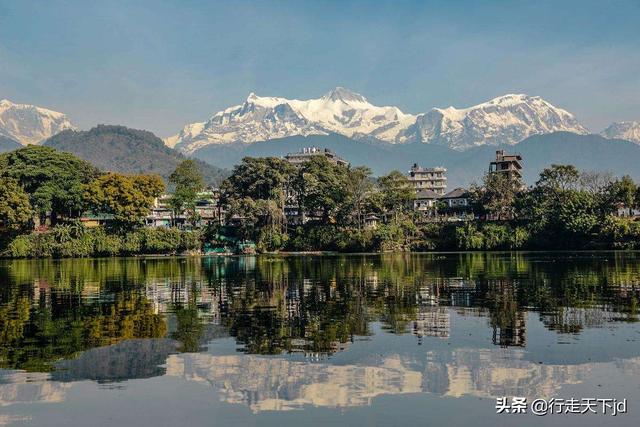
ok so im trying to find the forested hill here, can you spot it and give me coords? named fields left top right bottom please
left=44, top=125, right=228, bottom=185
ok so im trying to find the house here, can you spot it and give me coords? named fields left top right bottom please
left=407, top=164, right=447, bottom=195
left=364, top=214, right=380, bottom=230
left=285, top=147, right=349, bottom=167
left=440, top=188, right=471, bottom=209
left=79, top=213, right=115, bottom=228
left=414, top=189, right=440, bottom=212
left=146, top=188, right=224, bottom=228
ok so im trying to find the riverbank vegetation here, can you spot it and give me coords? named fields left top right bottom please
left=218, top=156, right=640, bottom=252
left=0, top=145, right=639, bottom=258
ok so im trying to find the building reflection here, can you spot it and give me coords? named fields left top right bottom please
left=1, top=252, right=640, bottom=414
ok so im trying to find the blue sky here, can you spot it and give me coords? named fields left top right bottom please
left=1, top=0, right=639, bottom=136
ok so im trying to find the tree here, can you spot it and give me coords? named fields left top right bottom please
left=169, top=160, right=205, bottom=227
left=0, top=178, right=33, bottom=233
left=84, top=173, right=165, bottom=229
left=223, top=157, right=294, bottom=202
left=378, top=170, right=415, bottom=220
left=339, top=166, right=377, bottom=229
left=0, top=146, right=98, bottom=225
left=470, top=172, right=520, bottom=220
left=607, top=175, right=636, bottom=215
left=517, top=164, right=611, bottom=248
left=222, top=157, right=295, bottom=233
left=536, top=164, right=580, bottom=194
left=294, top=157, right=349, bottom=223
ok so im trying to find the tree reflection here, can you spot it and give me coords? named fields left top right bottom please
left=0, top=252, right=639, bottom=372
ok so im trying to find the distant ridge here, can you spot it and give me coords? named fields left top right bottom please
left=601, top=121, right=640, bottom=145
left=0, top=135, right=22, bottom=152
left=191, top=131, right=640, bottom=187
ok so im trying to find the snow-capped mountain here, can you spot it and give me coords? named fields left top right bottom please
left=167, top=87, right=415, bottom=153
left=169, top=90, right=590, bottom=153
left=0, top=99, right=75, bottom=145
left=402, top=94, right=589, bottom=150
left=601, top=121, right=640, bottom=145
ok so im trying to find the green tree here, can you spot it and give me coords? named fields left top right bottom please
left=84, top=173, right=165, bottom=229
left=0, top=146, right=98, bottom=225
left=294, top=157, right=348, bottom=223
left=339, top=166, right=377, bottom=229
left=0, top=178, right=33, bottom=233
left=378, top=170, right=415, bottom=220
left=517, top=164, right=610, bottom=248
left=222, top=157, right=295, bottom=236
left=470, top=172, right=521, bottom=220
left=536, top=164, right=580, bottom=194
left=607, top=175, right=636, bottom=215
left=169, top=160, right=205, bottom=226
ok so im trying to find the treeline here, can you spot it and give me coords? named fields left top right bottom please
left=0, top=145, right=204, bottom=257
left=1, top=145, right=639, bottom=258
left=218, top=156, right=640, bottom=252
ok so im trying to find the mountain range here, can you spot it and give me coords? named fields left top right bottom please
left=1, top=91, right=639, bottom=187
left=166, top=89, right=597, bottom=153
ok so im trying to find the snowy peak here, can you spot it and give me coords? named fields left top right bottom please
left=601, top=121, right=640, bottom=145
left=406, top=94, right=588, bottom=150
left=0, top=99, right=76, bottom=145
left=167, top=90, right=590, bottom=153
left=322, top=87, right=368, bottom=103
left=168, top=88, right=415, bottom=153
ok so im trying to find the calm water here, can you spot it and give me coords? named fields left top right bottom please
left=1, top=252, right=640, bottom=426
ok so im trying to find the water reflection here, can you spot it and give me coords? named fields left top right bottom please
left=0, top=252, right=639, bottom=417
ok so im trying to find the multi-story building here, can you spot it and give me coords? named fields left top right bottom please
left=407, top=164, right=447, bottom=195
left=146, top=188, right=223, bottom=228
left=284, top=147, right=349, bottom=167
left=489, top=150, right=523, bottom=181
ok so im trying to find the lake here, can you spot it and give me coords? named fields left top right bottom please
left=1, top=252, right=639, bottom=426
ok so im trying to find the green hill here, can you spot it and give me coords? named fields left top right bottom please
left=44, top=125, right=228, bottom=185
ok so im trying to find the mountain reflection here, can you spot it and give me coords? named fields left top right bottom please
left=3, top=348, right=640, bottom=412
left=0, top=252, right=639, bottom=411
left=163, top=350, right=639, bottom=412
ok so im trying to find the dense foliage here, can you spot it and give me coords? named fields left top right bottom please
left=84, top=172, right=165, bottom=228
left=0, top=144, right=638, bottom=257
left=218, top=159, right=640, bottom=253
left=0, top=145, right=99, bottom=225
left=3, top=225, right=202, bottom=258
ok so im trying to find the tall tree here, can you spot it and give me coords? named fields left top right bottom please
left=84, top=173, right=165, bottom=229
left=294, top=157, right=349, bottom=223
left=470, top=172, right=521, bottom=220
left=536, top=164, right=580, bottom=194
left=340, top=166, right=377, bottom=229
left=0, top=146, right=98, bottom=225
left=0, top=178, right=33, bottom=233
left=607, top=175, right=636, bottom=213
left=378, top=170, right=415, bottom=220
left=222, top=157, right=294, bottom=231
left=169, top=160, right=205, bottom=226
